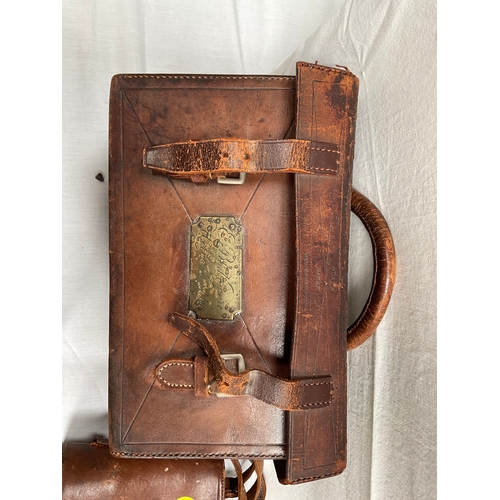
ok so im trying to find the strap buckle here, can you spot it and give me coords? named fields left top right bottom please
left=217, top=172, right=246, bottom=185
left=208, top=353, right=246, bottom=397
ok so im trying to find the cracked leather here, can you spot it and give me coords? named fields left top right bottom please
left=168, top=312, right=334, bottom=411
left=108, top=61, right=359, bottom=484
left=144, top=138, right=343, bottom=178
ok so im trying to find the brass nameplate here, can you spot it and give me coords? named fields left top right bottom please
left=189, top=216, right=243, bottom=320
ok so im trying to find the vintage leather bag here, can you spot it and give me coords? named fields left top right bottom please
left=107, top=61, right=395, bottom=485
left=62, top=439, right=265, bottom=500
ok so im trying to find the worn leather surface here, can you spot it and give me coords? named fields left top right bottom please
left=62, top=441, right=225, bottom=500
left=108, top=63, right=359, bottom=484
left=109, top=72, right=297, bottom=460
left=169, top=312, right=334, bottom=411
left=280, top=62, right=359, bottom=484
left=144, top=139, right=343, bottom=178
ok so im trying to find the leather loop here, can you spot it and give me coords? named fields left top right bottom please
left=144, top=138, right=342, bottom=179
left=347, top=189, right=396, bottom=350
left=155, top=359, right=195, bottom=388
left=168, top=313, right=334, bottom=411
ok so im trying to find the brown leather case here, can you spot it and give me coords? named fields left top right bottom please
left=62, top=440, right=224, bottom=500
left=108, top=62, right=359, bottom=484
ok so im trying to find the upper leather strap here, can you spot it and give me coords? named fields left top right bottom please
left=168, top=313, right=334, bottom=411
left=144, top=138, right=342, bottom=179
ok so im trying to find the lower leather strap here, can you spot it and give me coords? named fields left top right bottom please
left=144, top=138, right=342, bottom=179
left=168, top=313, right=333, bottom=411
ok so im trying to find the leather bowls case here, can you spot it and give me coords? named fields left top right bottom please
left=107, top=61, right=395, bottom=485
left=62, top=441, right=224, bottom=500
left=62, top=440, right=266, bottom=500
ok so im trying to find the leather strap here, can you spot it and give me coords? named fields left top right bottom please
left=281, top=61, right=359, bottom=484
left=226, top=460, right=266, bottom=500
left=144, top=138, right=342, bottom=179
left=168, top=312, right=333, bottom=411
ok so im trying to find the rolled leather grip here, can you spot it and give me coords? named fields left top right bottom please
left=347, top=189, right=396, bottom=350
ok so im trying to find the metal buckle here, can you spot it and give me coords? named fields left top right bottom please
left=217, top=172, right=246, bottom=185
left=220, top=353, right=246, bottom=373
left=208, top=353, right=246, bottom=397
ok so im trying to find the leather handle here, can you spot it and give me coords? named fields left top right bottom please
left=347, top=189, right=396, bottom=350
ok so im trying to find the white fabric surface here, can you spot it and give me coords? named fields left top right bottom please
left=62, top=1, right=436, bottom=498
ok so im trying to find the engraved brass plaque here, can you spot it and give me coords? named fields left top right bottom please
left=189, top=216, right=243, bottom=320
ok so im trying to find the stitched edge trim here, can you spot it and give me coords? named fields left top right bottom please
left=296, top=61, right=353, bottom=76
left=286, top=469, right=343, bottom=484
left=298, top=380, right=332, bottom=387
left=309, top=166, right=340, bottom=173
left=118, top=75, right=295, bottom=81
left=297, top=380, right=335, bottom=408
left=299, top=401, right=332, bottom=408
left=157, top=362, right=194, bottom=388
left=109, top=450, right=285, bottom=459
left=117, top=63, right=353, bottom=81
left=309, top=147, right=340, bottom=153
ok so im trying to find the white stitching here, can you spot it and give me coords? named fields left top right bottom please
left=309, top=147, right=340, bottom=153
left=309, top=166, right=340, bottom=173
left=158, top=362, right=194, bottom=388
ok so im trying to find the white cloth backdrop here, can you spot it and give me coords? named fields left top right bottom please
left=62, top=1, right=436, bottom=498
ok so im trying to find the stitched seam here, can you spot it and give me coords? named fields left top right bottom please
left=158, top=362, right=194, bottom=388
left=287, top=470, right=342, bottom=483
left=308, top=167, right=340, bottom=173
left=298, top=381, right=332, bottom=387
left=298, top=380, right=334, bottom=407
left=296, top=61, right=352, bottom=76
left=109, top=450, right=284, bottom=458
left=308, top=147, right=340, bottom=153
left=119, top=75, right=294, bottom=81
left=299, top=401, right=331, bottom=408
